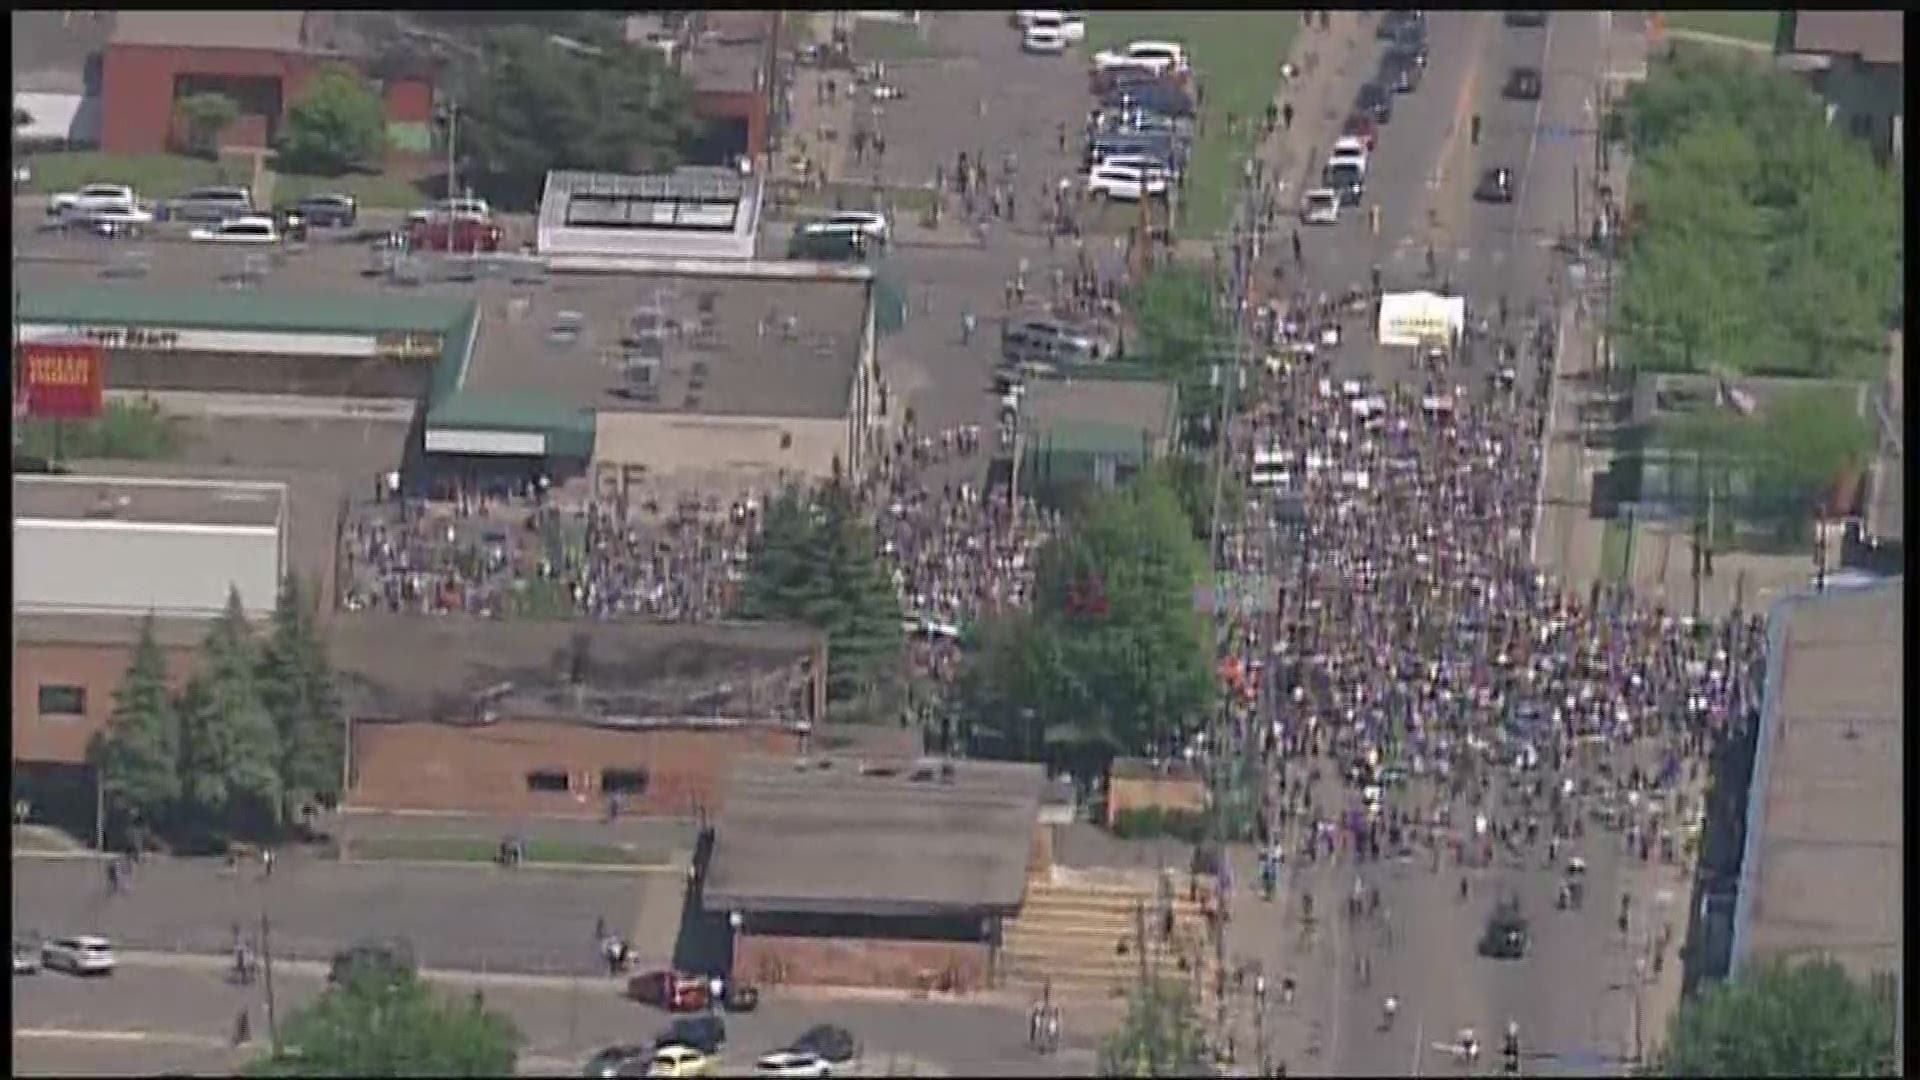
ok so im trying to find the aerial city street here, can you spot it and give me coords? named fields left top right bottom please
left=11, top=9, right=1903, bottom=1078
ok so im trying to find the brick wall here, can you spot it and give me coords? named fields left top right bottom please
left=348, top=718, right=803, bottom=818
left=733, top=933, right=991, bottom=993
left=1106, top=775, right=1208, bottom=827
left=13, top=641, right=200, bottom=765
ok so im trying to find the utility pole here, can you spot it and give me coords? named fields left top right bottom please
left=1690, top=450, right=1705, bottom=620
left=439, top=99, right=461, bottom=202
left=260, top=907, right=280, bottom=1051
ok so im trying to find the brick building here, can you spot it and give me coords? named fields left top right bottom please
left=100, top=11, right=434, bottom=156
left=330, top=614, right=827, bottom=819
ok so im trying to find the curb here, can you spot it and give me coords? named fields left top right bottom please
left=334, top=856, right=681, bottom=875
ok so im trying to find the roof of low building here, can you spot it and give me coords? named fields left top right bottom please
left=111, top=11, right=311, bottom=53
left=1733, top=582, right=1903, bottom=984
left=1021, top=375, right=1179, bottom=448
left=15, top=473, right=287, bottom=528
left=704, top=756, right=1045, bottom=917
left=329, top=614, right=822, bottom=726
left=1789, top=11, right=1904, bottom=67
left=17, top=285, right=474, bottom=337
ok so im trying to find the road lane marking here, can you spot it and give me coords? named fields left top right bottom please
left=14, top=1028, right=229, bottom=1048
left=1428, top=14, right=1495, bottom=233
left=1508, top=12, right=1564, bottom=251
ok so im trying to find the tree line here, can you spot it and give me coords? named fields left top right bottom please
left=91, top=575, right=345, bottom=853
left=1615, top=47, right=1901, bottom=382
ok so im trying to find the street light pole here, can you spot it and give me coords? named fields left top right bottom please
left=440, top=99, right=461, bottom=202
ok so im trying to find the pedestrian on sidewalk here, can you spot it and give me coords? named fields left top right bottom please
left=1291, top=228, right=1303, bottom=267
left=1281, top=102, right=1293, bottom=130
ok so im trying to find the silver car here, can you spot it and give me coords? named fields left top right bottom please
left=170, top=185, right=254, bottom=224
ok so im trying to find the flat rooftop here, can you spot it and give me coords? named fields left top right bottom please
left=465, top=267, right=869, bottom=420
left=1735, top=583, right=1903, bottom=984
left=704, top=756, right=1045, bottom=917
left=15, top=610, right=229, bottom=650
left=1024, top=375, right=1178, bottom=436
left=329, top=613, right=823, bottom=725
left=14, top=474, right=286, bottom=528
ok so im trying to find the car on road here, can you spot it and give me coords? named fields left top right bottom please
left=755, top=1050, right=832, bottom=1078
left=789, top=1024, right=859, bottom=1065
left=68, top=204, right=155, bottom=237
left=1479, top=894, right=1529, bottom=959
left=1013, top=10, right=1085, bottom=40
left=1301, top=188, right=1341, bottom=225
left=1329, top=136, right=1370, bottom=173
left=1385, top=35, right=1430, bottom=70
left=1505, top=11, right=1548, bottom=28
left=1378, top=10, right=1426, bottom=40
left=1504, top=66, right=1543, bottom=101
left=1022, top=22, right=1067, bottom=54
left=1322, top=161, right=1365, bottom=207
left=1380, top=52, right=1425, bottom=93
left=1474, top=167, right=1515, bottom=204
left=1003, top=317, right=1102, bottom=369
left=1085, top=160, right=1167, bottom=202
left=407, top=213, right=504, bottom=253
left=628, top=968, right=711, bottom=1012
left=408, top=196, right=491, bottom=225
left=645, top=1045, right=717, bottom=1078
left=1341, top=113, right=1378, bottom=151
left=1098, top=152, right=1180, bottom=184
left=1355, top=81, right=1394, bottom=124
left=1100, top=79, right=1194, bottom=118
left=584, top=1044, right=654, bottom=1078
left=803, top=210, right=890, bottom=247
left=788, top=225, right=871, bottom=262
left=189, top=214, right=280, bottom=244
left=1092, top=39, right=1188, bottom=77
left=168, top=184, right=255, bottom=224
left=41, top=934, right=115, bottom=976
left=656, top=1014, right=727, bottom=1055
left=289, top=192, right=358, bottom=228
left=48, top=182, right=138, bottom=218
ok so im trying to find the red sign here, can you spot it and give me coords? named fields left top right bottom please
left=19, top=340, right=105, bottom=420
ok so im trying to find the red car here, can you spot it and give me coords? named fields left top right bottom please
left=1341, top=112, right=1378, bottom=151
left=626, top=968, right=709, bottom=1013
left=407, top=214, right=503, bottom=254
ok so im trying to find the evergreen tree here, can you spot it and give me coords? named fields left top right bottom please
left=259, top=573, right=346, bottom=826
left=739, top=482, right=904, bottom=707
left=90, top=614, right=182, bottom=838
left=248, top=961, right=522, bottom=1077
left=178, top=588, right=284, bottom=844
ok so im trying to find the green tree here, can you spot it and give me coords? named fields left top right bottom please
left=1654, top=957, right=1897, bottom=1076
left=1125, top=266, right=1232, bottom=446
left=961, top=471, right=1212, bottom=776
left=248, top=963, right=522, bottom=1077
left=90, top=615, right=182, bottom=838
left=278, top=64, right=387, bottom=176
left=174, top=91, right=240, bottom=159
left=1620, top=44, right=1821, bottom=159
left=177, top=589, right=283, bottom=844
left=1748, top=387, right=1876, bottom=522
left=739, top=482, right=904, bottom=709
left=258, top=573, right=345, bottom=825
left=456, top=27, right=700, bottom=210
left=1098, top=976, right=1211, bottom=1077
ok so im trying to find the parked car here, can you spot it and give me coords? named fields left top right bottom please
left=292, top=192, right=358, bottom=227
left=42, top=935, right=115, bottom=976
left=189, top=215, right=280, bottom=244
left=655, top=1014, right=726, bottom=1055
left=1322, top=161, right=1365, bottom=207
left=645, top=1045, right=717, bottom=1078
left=627, top=968, right=710, bottom=1013
left=1377, top=10, right=1425, bottom=40
left=168, top=185, right=254, bottom=224
left=1474, top=167, right=1515, bottom=204
left=1091, top=39, right=1187, bottom=77
left=584, top=1044, right=654, bottom=1078
left=789, top=1025, right=859, bottom=1065
left=1504, top=66, right=1543, bottom=101
left=804, top=210, right=889, bottom=246
left=1355, top=81, right=1394, bottom=124
left=1084, top=161, right=1167, bottom=202
left=1022, top=22, right=1068, bottom=54
left=1329, top=135, right=1370, bottom=173
left=1100, top=79, right=1194, bottom=118
left=1012, top=9, right=1084, bottom=38
left=1380, top=52, right=1424, bottom=93
left=1504, top=11, right=1548, bottom=28
left=755, top=1050, right=831, bottom=1078
left=408, top=196, right=491, bottom=224
left=407, top=214, right=504, bottom=253
left=48, top=182, right=140, bottom=219
left=1300, top=188, right=1341, bottom=226
left=1002, top=317, right=1101, bottom=369
left=1385, top=35, right=1430, bottom=70
left=787, top=226, right=871, bottom=262
left=1341, top=112, right=1378, bottom=151
left=69, top=204, right=155, bottom=238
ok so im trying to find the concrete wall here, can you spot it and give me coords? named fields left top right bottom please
left=13, top=640, right=201, bottom=765
left=348, top=718, right=803, bottom=818
left=1105, top=775, right=1208, bottom=828
left=591, top=412, right=849, bottom=498
left=733, top=932, right=990, bottom=993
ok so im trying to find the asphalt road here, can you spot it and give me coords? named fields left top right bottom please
left=1213, top=12, right=1675, bottom=1078
left=12, top=957, right=1098, bottom=1077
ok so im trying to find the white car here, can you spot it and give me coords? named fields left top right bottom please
left=1085, top=162, right=1167, bottom=202
left=42, top=935, right=115, bottom=976
left=1093, top=39, right=1188, bottom=76
left=1301, top=188, right=1340, bottom=225
left=49, top=183, right=137, bottom=218
left=190, top=215, right=281, bottom=244
left=408, top=196, right=491, bottom=225
left=804, top=210, right=890, bottom=245
left=1330, top=135, right=1370, bottom=170
left=757, top=1050, right=833, bottom=1078
left=1021, top=10, right=1085, bottom=43
left=1022, top=23, right=1068, bottom=54
left=72, top=204, right=156, bottom=237
left=1097, top=152, right=1179, bottom=182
